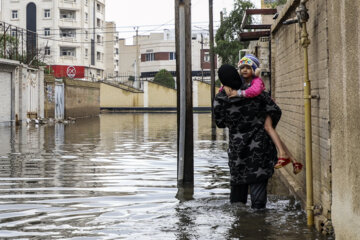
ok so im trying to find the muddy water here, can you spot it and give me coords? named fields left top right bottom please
left=0, top=113, right=331, bottom=239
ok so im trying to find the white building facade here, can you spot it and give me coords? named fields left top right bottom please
left=1, top=0, right=106, bottom=80
left=118, top=29, right=217, bottom=86
left=104, top=21, right=119, bottom=78
left=139, top=30, right=216, bottom=80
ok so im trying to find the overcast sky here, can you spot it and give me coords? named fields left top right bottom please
left=105, top=0, right=261, bottom=44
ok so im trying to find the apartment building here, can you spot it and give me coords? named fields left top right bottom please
left=104, top=21, right=119, bottom=78
left=1, top=0, right=106, bottom=80
left=118, top=29, right=217, bottom=83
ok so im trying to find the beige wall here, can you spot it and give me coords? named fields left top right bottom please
left=100, top=83, right=144, bottom=108
left=146, top=81, right=177, bottom=107
left=327, top=1, right=360, bottom=239
left=271, top=0, right=331, bottom=230
left=100, top=80, right=214, bottom=109
left=64, top=79, right=100, bottom=118
left=194, top=80, right=213, bottom=107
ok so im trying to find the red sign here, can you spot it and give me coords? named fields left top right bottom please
left=50, top=65, right=85, bottom=79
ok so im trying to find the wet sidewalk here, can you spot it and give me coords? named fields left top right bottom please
left=0, top=114, right=332, bottom=239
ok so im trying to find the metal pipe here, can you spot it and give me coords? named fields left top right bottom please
left=297, top=1, right=314, bottom=226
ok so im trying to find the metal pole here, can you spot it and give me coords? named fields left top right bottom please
left=200, top=33, right=204, bottom=82
left=175, top=0, right=193, bottom=187
left=297, top=0, right=314, bottom=226
left=209, top=0, right=216, bottom=132
left=134, top=27, right=140, bottom=88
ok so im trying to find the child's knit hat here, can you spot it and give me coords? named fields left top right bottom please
left=238, top=54, right=261, bottom=77
left=217, top=64, right=243, bottom=90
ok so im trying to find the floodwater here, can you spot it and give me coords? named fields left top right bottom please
left=0, top=113, right=332, bottom=240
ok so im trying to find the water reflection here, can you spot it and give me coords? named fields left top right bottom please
left=0, top=113, right=331, bottom=239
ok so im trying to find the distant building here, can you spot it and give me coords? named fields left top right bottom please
left=118, top=29, right=217, bottom=86
left=104, top=21, right=119, bottom=78
left=1, top=0, right=107, bottom=80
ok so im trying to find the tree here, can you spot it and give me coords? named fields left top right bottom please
left=267, top=0, right=287, bottom=8
left=153, top=69, right=175, bottom=89
left=214, top=0, right=254, bottom=66
left=0, top=34, right=20, bottom=60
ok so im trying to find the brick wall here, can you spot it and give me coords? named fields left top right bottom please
left=271, top=0, right=331, bottom=222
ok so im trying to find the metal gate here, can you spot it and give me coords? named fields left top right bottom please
left=55, top=80, right=64, bottom=120
left=0, top=72, right=11, bottom=124
left=27, top=71, right=38, bottom=118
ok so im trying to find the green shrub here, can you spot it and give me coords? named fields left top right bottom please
left=153, top=69, right=175, bottom=89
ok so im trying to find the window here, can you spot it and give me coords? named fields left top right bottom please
left=97, top=18, right=101, bottom=27
left=97, top=3, right=101, bottom=12
left=115, top=60, right=119, bottom=66
left=44, top=9, right=50, bottom=18
left=97, top=35, right=101, bottom=43
left=11, top=29, right=17, bottom=37
left=115, top=48, right=119, bottom=54
left=85, top=48, right=88, bottom=57
left=45, top=47, right=50, bottom=55
left=12, top=10, right=18, bottom=19
left=44, top=28, right=50, bottom=36
left=60, top=47, right=76, bottom=57
left=145, top=53, right=155, bottom=61
left=85, top=31, right=88, bottom=39
left=97, top=52, right=101, bottom=60
left=85, top=13, right=88, bottom=22
left=169, top=52, right=176, bottom=60
left=85, top=0, right=88, bottom=5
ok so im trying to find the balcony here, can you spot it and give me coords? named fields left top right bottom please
left=59, top=21, right=80, bottom=29
left=59, top=0, right=80, bottom=9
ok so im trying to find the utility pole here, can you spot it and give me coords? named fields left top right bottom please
left=200, top=33, right=204, bottom=82
left=175, top=0, right=193, bottom=188
left=209, top=0, right=216, bottom=134
left=134, top=27, right=140, bottom=89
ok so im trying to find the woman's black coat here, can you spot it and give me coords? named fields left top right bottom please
left=213, top=90, right=282, bottom=185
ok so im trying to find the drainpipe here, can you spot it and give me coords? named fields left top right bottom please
left=283, top=0, right=314, bottom=226
left=297, top=0, right=314, bottom=227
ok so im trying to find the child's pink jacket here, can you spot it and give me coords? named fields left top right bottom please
left=218, top=77, right=265, bottom=97
left=240, top=77, right=265, bottom=98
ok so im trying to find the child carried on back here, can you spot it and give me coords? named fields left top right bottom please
left=223, top=54, right=303, bottom=174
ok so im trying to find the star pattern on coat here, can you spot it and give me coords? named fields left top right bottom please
left=249, top=139, right=260, bottom=150
left=227, top=105, right=240, bottom=114
left=254, top=167, right=268, bottom=177
left=213, top=100, right=221, bottom=107
left=233, top=132, right=245, bottom=139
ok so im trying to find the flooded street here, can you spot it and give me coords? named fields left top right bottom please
left=0, top=113, right=330, bottom=239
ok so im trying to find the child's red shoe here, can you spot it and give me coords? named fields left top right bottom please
left=274, top=157, right=290, bottom=169
left=293, top=162, right=303, bottom=174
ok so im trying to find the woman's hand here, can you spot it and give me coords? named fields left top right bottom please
left=224, top=86, right=238, bottom=98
